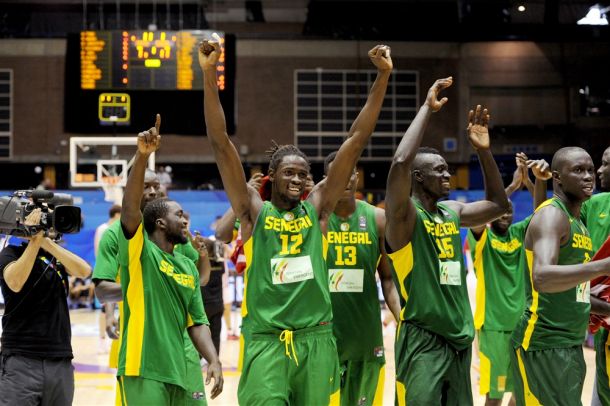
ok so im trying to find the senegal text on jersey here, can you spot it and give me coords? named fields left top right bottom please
left=490, top=238, right=522, bottom=253
left=327, top=231, right=373, bottom=245
left=264, top=215, right=313, bottom=233
left=422, top=220, right=459, bottom=238
left=159, top=260, right=196, bottom=289
left=572, top=233, right=593, bottom=251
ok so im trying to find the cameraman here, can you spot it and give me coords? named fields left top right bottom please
left=0, top=208, right=91, bottom=406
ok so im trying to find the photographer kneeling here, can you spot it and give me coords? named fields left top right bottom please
left=0, top=208, right=91, bottom=406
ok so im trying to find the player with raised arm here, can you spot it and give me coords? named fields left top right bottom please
left=323, top=152, right=401, bottom=406
left=384, top=76, right=509, bottom=404
left=111, top=116, right=222, bottom=405
left=469, top=153, right=550, bottom=405
left=199, top=33, right=392, bottom=405
left=511, top=147, right=610, bottom=405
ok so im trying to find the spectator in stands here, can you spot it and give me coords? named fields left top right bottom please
left=0, top=209, right=91, bottom=405
left=156, top=165, right=172, bottom=190
left=68, top=276, right=95, bottom=308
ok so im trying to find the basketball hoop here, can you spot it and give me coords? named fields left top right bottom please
left=101, top=176, right=124, bottom=204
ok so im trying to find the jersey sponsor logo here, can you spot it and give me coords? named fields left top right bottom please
left=283, top=212, right=294, bottom=221
left=327, top=231, right=373, bottom=245
left=423, top=219, right=459, bottom=238
left=358, top=215, right=367, bottom=230
left=572, top=233, right=593, bottom=251
left=439, top=260, right=461, bottom=285
left=191, top=392, right=205, bottom=400
left=374, top=346, right=384, bottom=357
left=490, top=237, right=522, bottom=253
left=159, top=259, right=196, bottom=289
left=264, top=214, right=313, bottom=233
left=601, top=213, right=608, bottom=218
left=271, top=255, right=314, bottom=284
left=576, top=281, right=590, bottom=303
left=329, top=268, right=364, bottom=292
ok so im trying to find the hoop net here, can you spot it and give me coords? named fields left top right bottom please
left=101, top=176, right=124, bottom=204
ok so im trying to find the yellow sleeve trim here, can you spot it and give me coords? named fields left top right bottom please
left=473, top=229, right=488, bottom=329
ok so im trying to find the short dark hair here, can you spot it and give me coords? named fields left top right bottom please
left=108, top=204, right=121, bottom=218
left=267, top=141, right=310, bottom=172
left=143, top=197, right=171, bottom=234
left=323, top=151, right=338, bottom=175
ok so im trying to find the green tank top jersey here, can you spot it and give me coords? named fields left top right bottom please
left=387, top=200, right=474, bottom=351
left=241, top=200, right=332, bottom=334
left=581, top=192, right=610, bottom=252
left=326, top=200, right=384, bottom=363
left=513, top=198, right=593, bottom=351
left=472, top=219, right=528, bottom=331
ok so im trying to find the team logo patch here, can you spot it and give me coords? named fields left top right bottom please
left=340, top=222, right=350, bottom=231
left=433, top=215, right=443, bottom=224
left=284, top=212, right=294, bottom=221
left=191, top=391, right=205, bottom=400
left=358, top=397, right=368, bottom=405
left=374, top=346, right=384, bottom=357
left=358, top=215, right=366, bottom=230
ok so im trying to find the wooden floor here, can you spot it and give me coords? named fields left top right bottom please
left=67, top=308, right=597, bottom=406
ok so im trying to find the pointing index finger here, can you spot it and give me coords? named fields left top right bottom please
left=155, top=114, right=161, bottom=134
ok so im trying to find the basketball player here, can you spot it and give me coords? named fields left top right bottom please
left=324, top=152, right=400, bottom=406
left=511, top=147, right=610, bottom=405
left=199, top=34, right=392, bottom=404
left=384, top=76, right=510, bottom=404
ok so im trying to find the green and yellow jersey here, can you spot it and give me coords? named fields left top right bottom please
left=116, top=223, right=208, bottom=389
left=512, top=198, right=593, bottom=351
left=472, top=219, right=528, bottom=331
left=581, top=192, right=610, bottom=252
left=387, top=200, right=474, bottom=351
left=327, top=200, right=384, bottom=363
left=241, top=200, right=332, bottom=334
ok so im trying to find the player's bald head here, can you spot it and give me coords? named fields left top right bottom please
left=551, top=147, right=589, bottom=172
left=412, top=147, right=443, bottom=172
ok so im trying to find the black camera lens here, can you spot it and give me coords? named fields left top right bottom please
left=52, top=206, right=82, bottom=234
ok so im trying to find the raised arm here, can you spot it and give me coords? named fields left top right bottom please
left=309, top=45, right=392, bottom=218
left=121, top=115, right=160, bottom=239
left=199, top=35, right=262, bottom=238
left=505, top=164, right=524, bottom=197
left=528, top=206, right=610, bottom=292
left=375, top=208, right=400, bottom=321
left=445, top=106, right=509, bottom=228
left=384, top=77, right=452, bottom=251
left=527, top=158, right=551, bottom=209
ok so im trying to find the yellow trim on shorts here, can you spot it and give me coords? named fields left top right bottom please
left=125, top=224, right=145, bottom=376
left=371, top=364, right=385, bottom=406
left=521, top=250, right=538, bottom=350
left=473, top=229, right=488, bottom=330
left=479, top=346, right=491, bottom=395
left=117, top=376, right=127, bottom=406
left=237, top=333, right=245, bottom=373
left=516, top=348, right=542, bottom=405
left=329, top=387, right=340, bottom=405
left=387, top=243, right=414, bottom=320
left=242, top=238, right=253, bottom=318
left=395, top=380, right=406, bottom=406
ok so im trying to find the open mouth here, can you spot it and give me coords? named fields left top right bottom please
left=288, top=185, right=301, bottom=195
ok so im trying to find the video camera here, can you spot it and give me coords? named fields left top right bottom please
left=0, top=190, right=82, bottom=237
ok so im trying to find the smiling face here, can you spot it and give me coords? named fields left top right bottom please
left=414, top=153, right=451, bottom=200
left=598, top=147, right=610, bottom=192
left=161, top=201, right=189, bottom=245
left=269, top=154, right=310, bottom=206
left=554, top=149, right=595, bottom=201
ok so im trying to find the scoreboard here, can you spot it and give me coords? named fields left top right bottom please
left=80, top=30, right=226, bottom=91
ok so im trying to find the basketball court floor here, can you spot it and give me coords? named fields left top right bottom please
left=68, top=308, right=597, bottom=406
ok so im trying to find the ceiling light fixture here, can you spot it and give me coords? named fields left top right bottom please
left=577, top=4, right=609, bottom=25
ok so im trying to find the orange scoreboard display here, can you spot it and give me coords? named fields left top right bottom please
left=80, top=30, right=226, bottom=91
